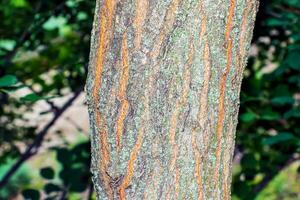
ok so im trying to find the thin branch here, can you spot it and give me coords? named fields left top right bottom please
left=0, top=87, right=83, bottom=189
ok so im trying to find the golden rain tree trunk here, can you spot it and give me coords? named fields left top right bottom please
left=85, top=0, right=258, bottom=199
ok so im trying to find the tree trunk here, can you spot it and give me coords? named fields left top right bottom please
left=85, top=0, right=258, bottom=199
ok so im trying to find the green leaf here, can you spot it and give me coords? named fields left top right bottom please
left=284, top=109, right=300, bottom=119
left=66, top=0, right=77, bottom=7
left=20, top=93, right=56, bottom=102
left=262, top=132, right=295, bottom=146
left=20, top=93, right=43, bottom=102
left=260, top=110, right=280, bottom=120
left=0, top=75, right=18, bottom=87
left=43, top=16, right=67, bottom=31
left=266, top=18, right=289, bottom=26
left=40, top=167, right=55, bottom=179
left=286, top=0, right=300, bottom=8
left=0, top=40, right=16, bottom=51
left=291, top=34, right=300, bottom=42
left=56, top=148, right=72, bottom=164
left=10, top=0, right=28, bottom=7
left=77, top=12, right=88, bottom=20
left=240, top=112, right=257, bottom=122
left=286, top=50, right=300, bottom=71
left=271, top=96, right=294, bottom=106
left=22, top=189, right=40, bottom=200
left=44, top=183, right=61, bottom=194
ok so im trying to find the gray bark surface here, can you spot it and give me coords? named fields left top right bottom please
left=85, top=0, right=258, bottom=199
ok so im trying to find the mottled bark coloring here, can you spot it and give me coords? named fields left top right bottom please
left=85, top=0, right=259, bottom=199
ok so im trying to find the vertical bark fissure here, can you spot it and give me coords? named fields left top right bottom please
left=118, top=124, right=145, bottom=200
left=91, top=0, right=117, bottom=198
left=214, top=0, right=236, bottom=194
left=116, top=32, right=130, bottom=151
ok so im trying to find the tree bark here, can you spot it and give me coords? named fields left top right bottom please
left=85, top=0, right=258, bottom=199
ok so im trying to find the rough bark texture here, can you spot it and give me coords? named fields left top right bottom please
left=85, top=0, right=258, bottom=199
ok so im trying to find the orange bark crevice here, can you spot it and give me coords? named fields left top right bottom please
left=224, top=0, right=237, bottom=47
left=233, top=0, right=255, bottom=84
left=118, top=124, right=145, bottom=200
left=133, top=0, right=149, bottom=50
left=92, top=0, right=117, bottom=198
left=214, top=0, right=236, bottom=195
left=192, top=130, right=204, bottom=200
left=117, top=95, right=149, bottom=200
left=214, top=39, right=233, bottom=189
left=116, top=33, right=130, bottom=151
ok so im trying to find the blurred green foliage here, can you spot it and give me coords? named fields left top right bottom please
left=0, top=0, right=94, bottom=158
left=233, top=0, right=300, bottom=199
left=0, top=159, right=31, bottom=199
left=0, top=0, right=94, bottom=199
left=0, top=0, right=300, bottom=199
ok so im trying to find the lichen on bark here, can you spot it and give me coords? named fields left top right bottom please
left=86, top=0, right=259, bottom=199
